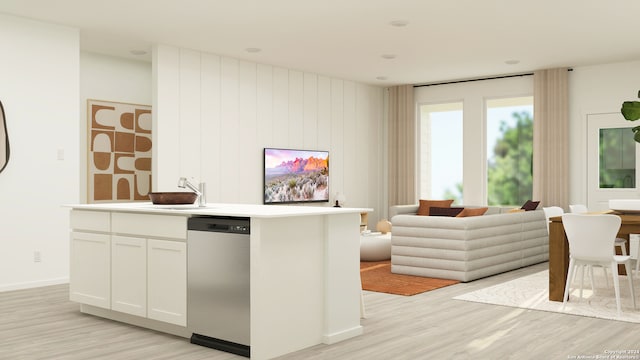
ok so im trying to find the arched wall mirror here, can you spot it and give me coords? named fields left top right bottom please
left=0, top=100, right=9, bottom=173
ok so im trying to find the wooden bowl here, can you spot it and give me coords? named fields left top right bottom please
left=148, top=192, right=197, bottom=205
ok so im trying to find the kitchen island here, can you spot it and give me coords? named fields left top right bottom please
left=67, top=202, right=369, bottom=360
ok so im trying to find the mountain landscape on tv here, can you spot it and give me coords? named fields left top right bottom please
left=265, top=151, right=329, bottom=203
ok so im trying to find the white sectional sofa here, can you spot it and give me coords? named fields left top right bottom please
left=389, top=205, right=549, bottom=282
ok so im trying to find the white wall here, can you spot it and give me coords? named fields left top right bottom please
left=79, top=52, right=152, bottom=202
left=152, top=45, right=387, bottom=222
left=568, top=60, right=640, bottom=209
left=0, top=15, right=79, bottom=291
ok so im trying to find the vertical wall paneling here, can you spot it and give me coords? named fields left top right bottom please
left=330, top=79, right=345, bottom=202
left=303, top=73, right=318, bottom=150
left=257, top=64, right=274, bottom=149
left=369, top=87, right=385, bottom=221
left=153, top=45, right=181, bottom=191
left=178, top=49, right=202, bottom=180
left=239, top=61, right=259, bottom=203
left=219, top=57, right=240, bottom=202
left=272, top=67, right=289, bottom=147
left=200, top=53, right=222, bottom=202
left=317, top=76, right=332, bottom=152
left=343, top=81, right=358, bottom=206
left=356, top=85, right=372, bottom=221
left=288, top=70, right=304, bottom=150
left=153, top=45, right=385, bottom=209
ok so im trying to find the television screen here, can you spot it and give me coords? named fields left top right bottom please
left=264, top=148, right=329, bottom=204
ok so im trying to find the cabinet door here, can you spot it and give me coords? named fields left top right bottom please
left=70, top=231, right=110, bottom=309
left=111, top=236, right=147, bottom=317
left=147, top=239, right=186, bottom=326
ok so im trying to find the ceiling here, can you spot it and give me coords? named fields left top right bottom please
left=2, top=0, right=640, bottom=86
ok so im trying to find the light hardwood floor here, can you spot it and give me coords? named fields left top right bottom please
left=1, top=262, right=638, bottom=360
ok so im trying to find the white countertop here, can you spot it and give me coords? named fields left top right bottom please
left=65, top=202, right=372, bottom=218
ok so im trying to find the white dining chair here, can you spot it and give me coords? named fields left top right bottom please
left=543, top=206, right=564, bottom=234
left=569, top=204, right=628, bottom=256
left=561, top=213, right=636, bottom=317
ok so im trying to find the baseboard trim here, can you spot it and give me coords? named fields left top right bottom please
left=322, top=325, right=364, bottom=344
left=0, top=277, right=69, bottom=293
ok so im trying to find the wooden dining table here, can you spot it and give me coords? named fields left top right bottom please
left=548, top=212, right=639, bottom=301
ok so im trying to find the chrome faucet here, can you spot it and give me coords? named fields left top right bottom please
left=178, top=177, right=207, bottom=207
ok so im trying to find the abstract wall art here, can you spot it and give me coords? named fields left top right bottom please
left=87, top=99, right=152, bottom=203
left=0, top=100, right=9, bottom=174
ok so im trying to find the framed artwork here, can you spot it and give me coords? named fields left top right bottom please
left=87, top=99, right=152, bottom=203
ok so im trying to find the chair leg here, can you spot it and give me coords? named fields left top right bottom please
left=617, top=243, right=628, bottom=256
left=580, top=264, right=586, bottom=300
left=588, top=265, right=596, bottom=294
left=611, top=262, right=622, bottom=317
left=624, top=261, right=636, bottom=310
left=563, top=259, right=576, bottom=311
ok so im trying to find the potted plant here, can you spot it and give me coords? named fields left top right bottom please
left=621, top=90, right=640, bottom=142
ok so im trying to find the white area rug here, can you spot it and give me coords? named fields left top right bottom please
left=454, top=269, right=640, bottom=323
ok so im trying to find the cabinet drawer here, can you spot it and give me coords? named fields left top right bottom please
left=111, top=212, right=187, bottom=240
left=70, top=210, right=110, bottom=232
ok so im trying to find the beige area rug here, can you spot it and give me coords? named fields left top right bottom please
left=454, top=269, right=640, bottom=323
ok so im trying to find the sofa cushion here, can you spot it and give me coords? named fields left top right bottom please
left=456, top=207, right=488, bottom=217
left=521, top=200, right=540, bottom=211
left=417, top=199, right=454, bottom=216
left=430, top=206, right=464, bottom=217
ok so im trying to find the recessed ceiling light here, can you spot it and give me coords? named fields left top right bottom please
left=389, top=20, right=409, bottom=27
left=381, top=54, right=396, bottom=60
left=130, top=50, right=147, bottom=56
left=245, top=48, right=262, bottom=53
left=505, top=59, right=520, bottom=65
left=376, top=76, right=388, bottom=81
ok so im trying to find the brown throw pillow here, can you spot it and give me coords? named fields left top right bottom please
left=417, top=199, right=454, bottom=216
left=429, top=207, right=464, bottom=217
left=456, top=207, right=488, bottom=217
left=521, top=200, right=540, bottom=211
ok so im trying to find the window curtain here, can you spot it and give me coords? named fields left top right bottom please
left=533, top=68, right=569, bottom=209
left=388, top=85, right=416, bottom=206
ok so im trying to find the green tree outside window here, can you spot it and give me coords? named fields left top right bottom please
left=487, top=111, right=533, bottom=206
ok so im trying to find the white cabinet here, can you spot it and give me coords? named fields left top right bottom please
left=111, top=235, right=147, bottom=317
left=69, top=210, right=111, bottom=309
left=69, top=210, right=187, bottom=327
left=147, top=239, right=187, bottom=326
left=70, top=231, right=110, bottom=308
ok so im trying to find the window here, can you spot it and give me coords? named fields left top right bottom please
left=486, top=97, right=534, bottom=206
left=418, top=102, right=463, bottom=203
left=599, top=127, right=635, bottom=188
left=414, top=75, right=533, bottom=205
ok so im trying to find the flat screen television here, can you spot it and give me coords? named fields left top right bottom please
left=264, top=148, right=329, bottom=204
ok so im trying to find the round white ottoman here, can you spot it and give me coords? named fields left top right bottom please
left=360, top=233, right=392, bottom=261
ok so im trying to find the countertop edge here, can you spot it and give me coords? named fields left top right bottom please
left=63, top=202, right=373, bottom=218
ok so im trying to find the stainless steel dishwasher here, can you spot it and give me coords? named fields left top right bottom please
left=187, top=216, right=250, bottom=357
